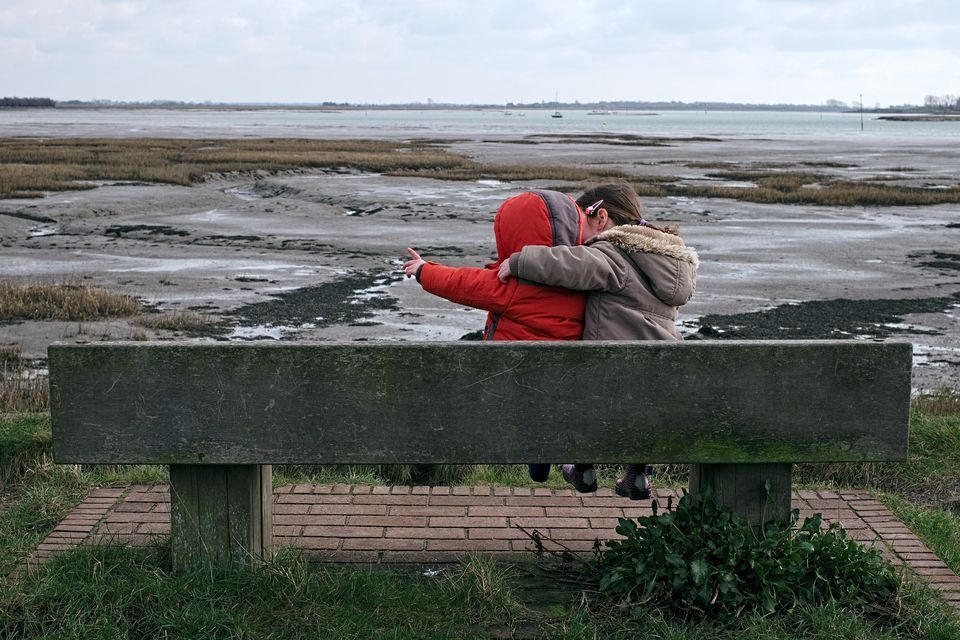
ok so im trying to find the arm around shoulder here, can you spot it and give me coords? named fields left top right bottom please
left=514, top=244, right=627, bottom=292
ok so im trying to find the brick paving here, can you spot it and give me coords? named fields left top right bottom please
left=14, top=484, right=960, bottom=612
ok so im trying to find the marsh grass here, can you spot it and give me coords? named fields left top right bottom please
left=0, top=346, right=47, bottom=414
left=0, top=279, right=225, bottom=336
left=0, top=344, right=20, bottom=368
left=0, top=137, right=473, bottom=198
left=915, top=388, right=960, bottom=415
left=704, top=170, right=826, bottom=189
left=131, top=310, right=220, bottom=332
left=683, top=161, right=857, bottom=170
left=4, top=137, right=957, bottom=207
left=386, top=162, right=662, bottom=184
left=0, top=280, right=141, bottom=321
left=525, top=133, right=673, bottom=146
left=800, top=161, right=858, bottom=168
left=646, top=175, right=960, bottom=206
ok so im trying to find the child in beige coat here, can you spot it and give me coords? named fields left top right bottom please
left=498, top=183, right=699, bottom=498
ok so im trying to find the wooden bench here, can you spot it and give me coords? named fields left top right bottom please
left=49, top=340, right=912, bottom=570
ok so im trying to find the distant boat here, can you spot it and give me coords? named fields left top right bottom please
left=551, top=91, right=562, bottom=118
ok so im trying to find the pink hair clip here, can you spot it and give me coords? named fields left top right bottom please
left=584, top=199, right=603, bottom=217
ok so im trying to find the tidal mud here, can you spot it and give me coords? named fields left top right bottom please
left=695, top=293, right=960, bottom=339
left=226, top=270, right=402, bottom=332
left=1, top=133, right=958, bottom=392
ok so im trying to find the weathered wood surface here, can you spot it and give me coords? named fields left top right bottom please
left=49, top=340, right=912, bottom=465
left=690, top=463, right=793, bottom=526
left=169, top=464, right=272, bottom=567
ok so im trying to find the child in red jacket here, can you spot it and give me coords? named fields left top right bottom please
left=403, top=190, right=587, bottom=481
left=404, top=190, right=586, bottom=341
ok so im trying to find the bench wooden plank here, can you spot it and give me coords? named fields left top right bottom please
left=49, top=340, right=911, bottom=465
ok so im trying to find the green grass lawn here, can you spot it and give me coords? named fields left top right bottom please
left=2, top=396, right=959, bottom=638
left=2, top=544, right=957, bottom=640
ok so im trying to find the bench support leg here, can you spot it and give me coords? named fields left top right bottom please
left=169, top=464, right=273, bottom=571
left=689, top=463, right=792, bottom=527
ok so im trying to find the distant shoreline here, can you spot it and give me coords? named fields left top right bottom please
left=877, top=114, right=960, bottom=122
left=19, top=103, right=952, bottom=117
left=38, top=102, right=903, bottom=114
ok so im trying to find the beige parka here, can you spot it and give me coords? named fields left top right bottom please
left=508, top=224, right=699, bottom=341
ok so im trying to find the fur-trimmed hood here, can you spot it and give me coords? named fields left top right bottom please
left=587, top=224, right=698, bottom=309
left=591, top=224, right=699, bottom=268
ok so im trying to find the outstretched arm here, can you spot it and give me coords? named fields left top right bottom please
left=404, top=248, right=515, bottom=314
left=508, top=244, right=627, bottom=292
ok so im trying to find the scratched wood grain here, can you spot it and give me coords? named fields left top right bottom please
left=49, top=341, right=912, bottom=465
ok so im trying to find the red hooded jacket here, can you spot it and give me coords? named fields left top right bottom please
left=417, top=190, right=587, bottom=340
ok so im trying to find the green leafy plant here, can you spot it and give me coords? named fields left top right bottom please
left=598, top=490, right=900, bottom=620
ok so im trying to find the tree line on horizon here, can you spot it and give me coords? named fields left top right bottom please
left=923, top=94, right=960, bottom=112
left=0, top=97, right=56, bottom=108
left=4, top=95, right=959, bottom=113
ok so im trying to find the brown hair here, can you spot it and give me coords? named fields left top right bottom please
left=576, top=182, right=678, bottom=235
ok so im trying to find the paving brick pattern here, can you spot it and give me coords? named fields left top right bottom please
left=15, top=484, right=960, bottom=612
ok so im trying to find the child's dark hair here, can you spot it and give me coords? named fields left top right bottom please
left=576, top=182, right=678, bottom=235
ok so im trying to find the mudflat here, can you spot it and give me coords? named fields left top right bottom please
left=1, top=128, right=958, bottom=392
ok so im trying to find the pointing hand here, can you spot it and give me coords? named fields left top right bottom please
left=403, top=247, right=425, bottom=278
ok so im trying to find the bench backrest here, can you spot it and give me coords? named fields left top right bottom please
left=49, top=340, right=911, bottom=466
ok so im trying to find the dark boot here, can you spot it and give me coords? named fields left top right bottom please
left=561, top=463, right=597, bottom=493
left=528, top=464, right=551, bottom=483
left=615, top=464, right=652, bottom=500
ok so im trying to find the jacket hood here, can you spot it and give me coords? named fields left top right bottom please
left=594, top=225, right=700, bottom=267
left=493, top=190, right=583, bottom=263
left=592, top=224, right=699, bottom=306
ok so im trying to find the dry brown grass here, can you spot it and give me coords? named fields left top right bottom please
left=0, top=281, right=141, bottom=321
left=682, top=171, right=960, bottom=206
left=0, top=138, right=473, bottom=198
left=686, top=161, right=856, bottom=170
left=684, top=161, right=741, bottom=169
left=388, top=162, right=676, bottom=184
left=0, top=343, right=20, bottom=368
left=0, top=344, right=48, bottom=413
left=3, top=137, right=958, bottom=207
left=799, top=161, right=858, bottom=168
left=704, top=170, right=826, bottom=186
left=914, top=389, right=960, bottom=416
left=132, top=311, right=219, bottom=332
left=525, top=133, right=673, bottom=147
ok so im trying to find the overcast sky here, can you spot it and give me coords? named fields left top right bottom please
left=3, top=0, right=958, bottom=106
